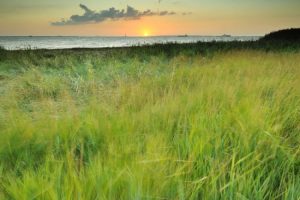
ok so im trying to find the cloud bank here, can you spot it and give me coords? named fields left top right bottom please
left=52, top=4, right=177, bottom=26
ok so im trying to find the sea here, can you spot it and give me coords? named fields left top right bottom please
left=0, top=36, right=260, bottom=50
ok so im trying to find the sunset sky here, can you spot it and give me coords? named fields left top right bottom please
left=0, top=0, right=299, bottom=36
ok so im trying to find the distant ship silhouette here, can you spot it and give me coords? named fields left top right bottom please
left=177, top=34, right=188, bottom=37
left=221, top=34, right=231, bottom=37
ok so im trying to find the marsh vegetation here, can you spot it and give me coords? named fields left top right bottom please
left=0, top=42, right=299, bottom=199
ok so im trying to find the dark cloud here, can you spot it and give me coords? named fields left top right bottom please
left=51, top=4, right=177, bottom=26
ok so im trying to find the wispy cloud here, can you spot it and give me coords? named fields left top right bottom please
left=51, top=4, right=177, bottom=26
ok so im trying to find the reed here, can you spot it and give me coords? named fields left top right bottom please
left=0, top=43, right=299, bottom=199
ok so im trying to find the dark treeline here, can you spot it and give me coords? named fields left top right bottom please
left=260, top=28, right=300, bottom=41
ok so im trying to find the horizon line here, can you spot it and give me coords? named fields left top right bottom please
left=0, top=34, right=262, bottom=37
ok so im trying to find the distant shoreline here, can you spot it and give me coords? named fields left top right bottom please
left=0, top=35, right=260, bottom=51
left=1, top=28, right=299, bottom=52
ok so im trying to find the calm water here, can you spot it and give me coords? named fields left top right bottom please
left=0, top=36, right=260, bottom=50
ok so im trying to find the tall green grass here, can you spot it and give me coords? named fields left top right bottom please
left=0, top=48, right=299, bottom=199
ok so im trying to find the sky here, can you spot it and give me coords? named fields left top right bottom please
left=0, top=0, right=299, bottom=36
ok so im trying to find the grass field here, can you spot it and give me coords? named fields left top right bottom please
left=0, top=43, right=300, bottom=199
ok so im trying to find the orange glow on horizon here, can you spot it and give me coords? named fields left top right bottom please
left=143, top=31, right=149, bottom=37
left=141, top=26, right=151, bottom=37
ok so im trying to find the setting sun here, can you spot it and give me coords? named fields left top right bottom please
left=143, top=31, right=149, bottom=37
